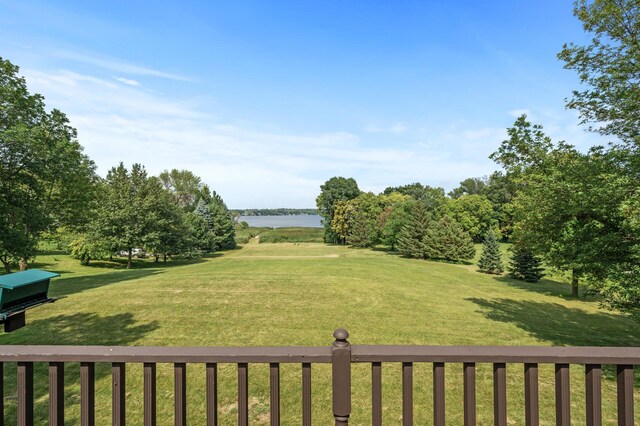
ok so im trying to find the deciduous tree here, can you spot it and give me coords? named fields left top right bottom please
left=316, top=177, right=360, bottom=243
left=0, top=57, right=97, bottom=271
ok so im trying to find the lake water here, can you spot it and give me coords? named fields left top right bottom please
left=238, top=214, right=323, bottom=228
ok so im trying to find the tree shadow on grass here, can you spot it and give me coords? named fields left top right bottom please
left=492, top=275, right=582, bottom=300
left=80, top=255, right=211, bottom=270
left=467, top=297, right=640, bottom=385
left=466, top=297, right=640, bottom=347
left=49, top=268, right=164, bottom=299
left=1, top=312, right=160, bottom=424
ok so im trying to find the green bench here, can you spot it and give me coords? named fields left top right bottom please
left=0, top=269, right=59, bottom=332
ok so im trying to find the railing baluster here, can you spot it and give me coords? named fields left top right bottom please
left=555, top=363, right=570, bottom=426
left=493, top=363, right=506, bottom=426
left=617, top=365, right=633, bottom=426
left=463, top=363, right=475, bottom=426
left=433, top=362, right=445, bottom=426
left=402, top=362, right=413, bottom=426
left=206, top=363, right=218, bottom=426
left=372, top=362, right=382, bottom=426
left=175, top=363, right=186, bottom=426
left=112, top=363, right=125, bottom=426
left=144, top=362, right=156, bottom=426
left=302, top=363, right=311, bottom=426
left=0, top=362, right=3, bottom=426
left=80, top=362, right=95, bottom=426
left=238, top=363, right=248, bottom=426
left=585, top=364, right=601, bottom=426
left=524, top=363, right=539, bottom=426
left=270, top=363, right=280, bottom=426
left=17, top=362, right=33, bottom=426
left=49, top=362, right=64, bottom=426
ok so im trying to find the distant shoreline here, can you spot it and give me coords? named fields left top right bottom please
left=231, top=208, right=318, bottom=217
left=238, top=214, right=322, bottom=228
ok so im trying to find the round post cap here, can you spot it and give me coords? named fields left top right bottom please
left=333, top=328, right=349, bottom=341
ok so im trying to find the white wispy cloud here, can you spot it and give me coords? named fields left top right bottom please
left=115, top=77, right=141, bottom=86
left=52, top=50, right=191, bottom=81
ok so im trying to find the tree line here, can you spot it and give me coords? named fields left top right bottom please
left=0, top=58, right=235, bottom=271
left=315, top=175, right=509, bottom=263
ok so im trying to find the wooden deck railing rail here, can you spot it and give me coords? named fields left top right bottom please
left=0, top=328, right=637, bottom=425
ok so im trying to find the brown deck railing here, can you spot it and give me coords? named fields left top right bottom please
left=0, top=329, right=637, bottom=425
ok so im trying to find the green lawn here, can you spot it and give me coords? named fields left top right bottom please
left=1, top=243, right=638, bottom=424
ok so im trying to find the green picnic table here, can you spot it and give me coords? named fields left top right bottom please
left=0, top=269, right=59, bottom=332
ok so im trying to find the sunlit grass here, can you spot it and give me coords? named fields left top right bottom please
left=1, top=243, right=638, bottom=424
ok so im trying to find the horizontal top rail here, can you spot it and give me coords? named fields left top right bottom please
left=1, top=344, right=639, bottom=364
left=0, top=345, right=331, bottom=363
left=351, top=345, right=640, bottom=364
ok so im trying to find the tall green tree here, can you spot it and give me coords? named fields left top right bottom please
left=444, top=194, right=498, bottom=243
left=423, top=216, right=475, bottom=263
left=478, top=230, right=504, bottom=274
left=191, top=199, right=216, bottom=253
left=347, top=192, right=382, bottom=248
left=144, top=188, right=189, bottom=263
left=397, top=201, right=432, bottom=259
left=492, top=116, right=631, bottom=296
left=94, top=163, right=168, bottom=269
left=0, top=57, right=97, bottom=271
left=383, top=182, right=446, bottom=211
left=558, top=0, right=640, bottom=316
left=208, top=191, right=236, bottom=250
left=558, top=0, right=640, bottom=146
left=508, top=246, right=545, bottom=282
left=159, top=169, right=207, bottom=210
left=316, top=177, right=361, bottom=243
left=448, top=177, right=488, bottom=199
left=481, top=172, right=516, bottom=238
left=331, top=200, right=356, bottom=245
left=378, top=193, right=414, bottom=250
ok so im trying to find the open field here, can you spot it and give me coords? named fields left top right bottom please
left=1, top=243, right=639, bottom=424
left=235, top=226, right=324, bottom=244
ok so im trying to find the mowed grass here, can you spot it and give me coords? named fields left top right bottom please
left=257, top=227, right=324, bottom=243
left=1, top=243, right=639, bottom=424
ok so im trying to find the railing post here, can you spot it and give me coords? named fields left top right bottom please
left=332, top=329, right=351, bottom=426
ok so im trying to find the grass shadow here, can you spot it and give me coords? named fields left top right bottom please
left=466, top=297, right=640, bottom=347
left=50, top=269, right=163, bottom=299
left=81, top=256, right=209, bottom=270
left=492, top=275, right=585, bottom=300
left=467, top=297, right=640, bottom=385
left=1, top=312, right=160, bottom=423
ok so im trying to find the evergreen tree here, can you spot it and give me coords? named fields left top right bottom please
left=508, top=246, right=545, bottom=282
left=346, top=192, right=382, bottom=248
left=423, top=217, right=475, bottom=262
left=397, top=202, right=432, bottom=259
left=478, top=230, right=504, bottom=274
left=348, top=212, right=376, bottom=248
left=191, top=199, right=216, bottom=253
left=209, top=194, right=236, bottom=250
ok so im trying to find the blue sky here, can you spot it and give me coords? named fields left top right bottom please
left=0, top=1, right=609, bottom=208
